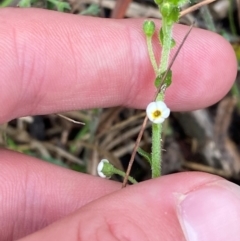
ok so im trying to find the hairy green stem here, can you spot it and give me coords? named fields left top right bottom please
left=113, top=168, right=138, bottom=184
left=151, top=123, right=161, bottom=178
left=151, top=91, right=164, bottom=177
left=146, top=36, right=158, bottom=75
left=151, top=22, right=173, bottom=178
left=159, top=22, right=173, bottom=74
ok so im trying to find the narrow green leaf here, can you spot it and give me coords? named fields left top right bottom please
left=159, top=27, right=164, bottom=46
left=80, top=4, right=100, bottom=16
left=164, top=70, right=172, bottom=87
left=47, top=0, right=70, bottom=11
left=166, top=7, right=180, bottom=25
left=137, top=147, right=151, bottom=164
left=155, top=70, right=172, bottom=88
left=171, top=38, right=176, bottom=48
left=154, top=76, right=161, bottom=88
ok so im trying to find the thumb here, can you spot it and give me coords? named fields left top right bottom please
left=18, top=173, right=240, bottom=241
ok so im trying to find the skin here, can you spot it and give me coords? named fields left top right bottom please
left=0, top=8, right=239, bottom=241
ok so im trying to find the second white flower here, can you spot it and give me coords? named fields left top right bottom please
left=146, top=101, right=170, bottom=124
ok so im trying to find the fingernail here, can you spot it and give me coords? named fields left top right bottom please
left=176, top=180, right=240, bottom=241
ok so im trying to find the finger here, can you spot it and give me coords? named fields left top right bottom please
left=0, top=8, right=237, bottom=124
left=18, top=172, right=240, bottom=241
left=0, top=149, right=120, bottom=240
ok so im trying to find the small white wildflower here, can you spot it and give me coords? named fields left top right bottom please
left=97, top=159, right=109, bottom=178
left=146, top=101, right=170, bottom=124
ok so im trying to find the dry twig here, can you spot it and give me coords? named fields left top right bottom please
left=56, top=114, right=85, bottom=125
left=180, top=0, right=217, bottom=17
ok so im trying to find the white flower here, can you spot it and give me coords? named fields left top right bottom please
left=146, top=101, right=170, bottom=124
left=97, top=159, right=109, bottom=178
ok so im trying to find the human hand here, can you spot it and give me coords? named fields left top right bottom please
left=0, top=8, right=239, bottom=241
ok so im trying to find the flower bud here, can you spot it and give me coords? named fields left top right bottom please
left=160, top=2, right=173, bottom=18
left=143, top=20, right=155, bottom=38
left=97, top=159, right=115, bottom=178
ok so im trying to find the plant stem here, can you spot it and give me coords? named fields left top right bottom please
left=147, top=36, right=158, bottom=75
left=151, top=90, right=164, bottom=178
left=151, top=123, right=161, bottom=178
left=159, top=22, right=173, bottom=75
left=151, top=22, right=173, bottom=178
left=113, top=168, right=138, bottom=184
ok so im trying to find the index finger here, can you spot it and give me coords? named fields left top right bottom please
left=0, top=8, right=237, bottom=123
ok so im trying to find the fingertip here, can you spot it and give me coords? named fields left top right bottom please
left=17, top=172, right=225, bottom=241
left=177, top=178, right=240, bottom=241
left=163, top=26, right=237, bottom=111
left=0, top=9, right=237, bottom=122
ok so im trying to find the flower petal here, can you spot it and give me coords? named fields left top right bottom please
left=156, top=101, right=167, bottom=110
left=146, top=101, right=170, bottom=123
left=162, top=108, right=170, bottom=118
left=97, top=159, right=109, bottom=178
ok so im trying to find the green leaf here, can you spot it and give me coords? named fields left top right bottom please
left=155, top=71, right=172, bottom=88
left=159, top=27, right=164, bottom=46
left=80, top=4, right=100, bottom=16
left=137, top=147, right=151, bottom=164
left=171, top=38, right=176, bottom=48
left=18, top=0, right=31, bottom=7
left=160, top=2, right=173, bottom=18
left=166, top=7, right=180, bottom=25
left=56, top=2, right=70, bottom=11
left=159, top=29, right=175, bottom=48
left=7, top=137, right=17, bottom=149
left=154, top=76, right=161, bottom=88
left=47, top=0, right=70, bottom=11
left=70, top=122, right=89, bottom=153
left=168, top=0, right=189, bottom=7
left=164, top=70, right=172, bottom=87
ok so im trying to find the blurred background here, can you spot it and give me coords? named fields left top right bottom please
left=0, top=0, right=240, bottom=184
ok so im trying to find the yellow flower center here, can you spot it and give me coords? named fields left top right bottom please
left=153, top=110, right=161, bottom=118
